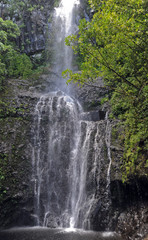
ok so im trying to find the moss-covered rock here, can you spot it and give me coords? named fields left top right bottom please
left=0, top=77, right=39, bottom=228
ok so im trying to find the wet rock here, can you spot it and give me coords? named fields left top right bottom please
left=80, top=110, right=106, bottom=122
left=0, top=74, right=147, bottom=240
left=72, top=77, right=107, bottom=112
left=0, top=1, right=56, bottom=55
left=0, top=78, right=39, bottom=229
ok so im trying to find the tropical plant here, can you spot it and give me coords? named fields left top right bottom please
left=0, top=17, right=32, bottom=89
left=63, top=0, right=148, bottom=181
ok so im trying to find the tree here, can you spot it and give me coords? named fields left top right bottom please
left=0, top=17, right=32, bottom=89
left=63, top=0, right=148, bottom=181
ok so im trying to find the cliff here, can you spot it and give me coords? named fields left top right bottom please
left=0, top=0, right=58, bottom=55
left=0, top=1, right=147, bottom=239
left=0, top=75, right=147, bottom=239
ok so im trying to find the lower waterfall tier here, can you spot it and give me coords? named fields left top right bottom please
left=32, top=91, right=111, bottom=230
left=0, top=79, right=147, bottom=240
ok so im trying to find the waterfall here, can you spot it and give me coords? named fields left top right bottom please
left=51, top=0, right=80, bottom=92
left=68, top=121, right=104, bottom=229
left=32, top=94, right=111, bottom=228
left=31, top=0, right=112, bottom=230
left=105, top=111, right=112, bottom=188
left=32, top=92, right=82, bottom=226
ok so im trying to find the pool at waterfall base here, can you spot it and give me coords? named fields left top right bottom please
left=0, top=227, right=122, bottom=240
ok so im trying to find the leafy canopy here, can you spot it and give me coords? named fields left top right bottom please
left=63, top=0, right=148, bottom=181
left=0, top=17, right=32, bottom=89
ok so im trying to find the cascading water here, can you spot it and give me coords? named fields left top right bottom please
left=32, top=0, right=112, bottom=231
left=67, top=120, right=107, bottom=230
left=32, top=92, right=82, bottom=227
left=32, top=93, right=112, bottom=229
left=105, top=112, right=112, bottom=188
left=51, top=0, right=80, bottom=92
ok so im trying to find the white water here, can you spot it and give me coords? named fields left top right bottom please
left=68, top=121, right=104, bottom=229
left=31, top=0, right=112, bottom=231
left=32, top=92, right=82, bottom=226
left=32, top=93, right=111, bottom=228
left=52, top=0, right=80, bottom=92
left=55, top=0, right=79, bottom=33
left=105, top=111, right=112, bottom=188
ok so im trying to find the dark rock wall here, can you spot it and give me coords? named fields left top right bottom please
left=0, top=0, right=58, bottom=55
left=0, top=74, right=148, bottom=239
left=0, top=78, right=39, bottom=228
left=110, top=178, right=148, bottom=240
left=19, top=0, right=55, bottom=55
left=74, top=80, right=148, bottom=240
left=0, top=0, right=90, bottom=56
left=0, top=0, right=147, bottom=239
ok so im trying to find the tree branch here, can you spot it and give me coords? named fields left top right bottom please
left=87, top=43, right=140, bottom=90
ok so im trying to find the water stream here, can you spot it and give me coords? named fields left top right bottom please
left=31, top=0, right=113, bottom=234
left=32, top=93, right=112, bottom=229
left=51, top=0, right=79, bottom=92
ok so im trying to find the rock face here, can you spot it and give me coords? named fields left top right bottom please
left=0, top=75, right=147, bottom=240
left=0, top=73, right=148, bottom=240
left=0, top=0, right=57, bottom=55
left=0, top=78, right=40, bottom=228
left=19, top=0, right=55, bottom=55
left=74, top=81, right=148, bottom=240
left=110, top=178, right=148, bottom=240
left=0, top=1, right=148, bottom=240
left=0, top=0, right=90, bottom=56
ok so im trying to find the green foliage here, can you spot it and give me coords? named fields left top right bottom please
left=0, top=18, right=32, bottom=89
left=0, top=18, right=20, bottom=41
left=0, top=0, right=58, bottom=83
left=0, top=153, right=8, bottom=201
left=0, top=98, right=28, bottom=118
left=100, top=96, right=109, bottom=105
left=1, top=0, right=39, bottom=19
left=6, top=52, right=33, bottom=79
left=64, top=0, right=148, bottom=181
left=1, top=0, right=59, bottom=20
left=54, top=0, right=61, bottom=8
left=30, top=63, right=51, bottom=80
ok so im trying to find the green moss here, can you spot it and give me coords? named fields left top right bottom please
left=111, top=127, right=118, bottom=142
left=0, top=76, right=34, bottom=207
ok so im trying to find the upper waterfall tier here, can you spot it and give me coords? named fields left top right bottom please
left=51, top=0, right=80, bottom=93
